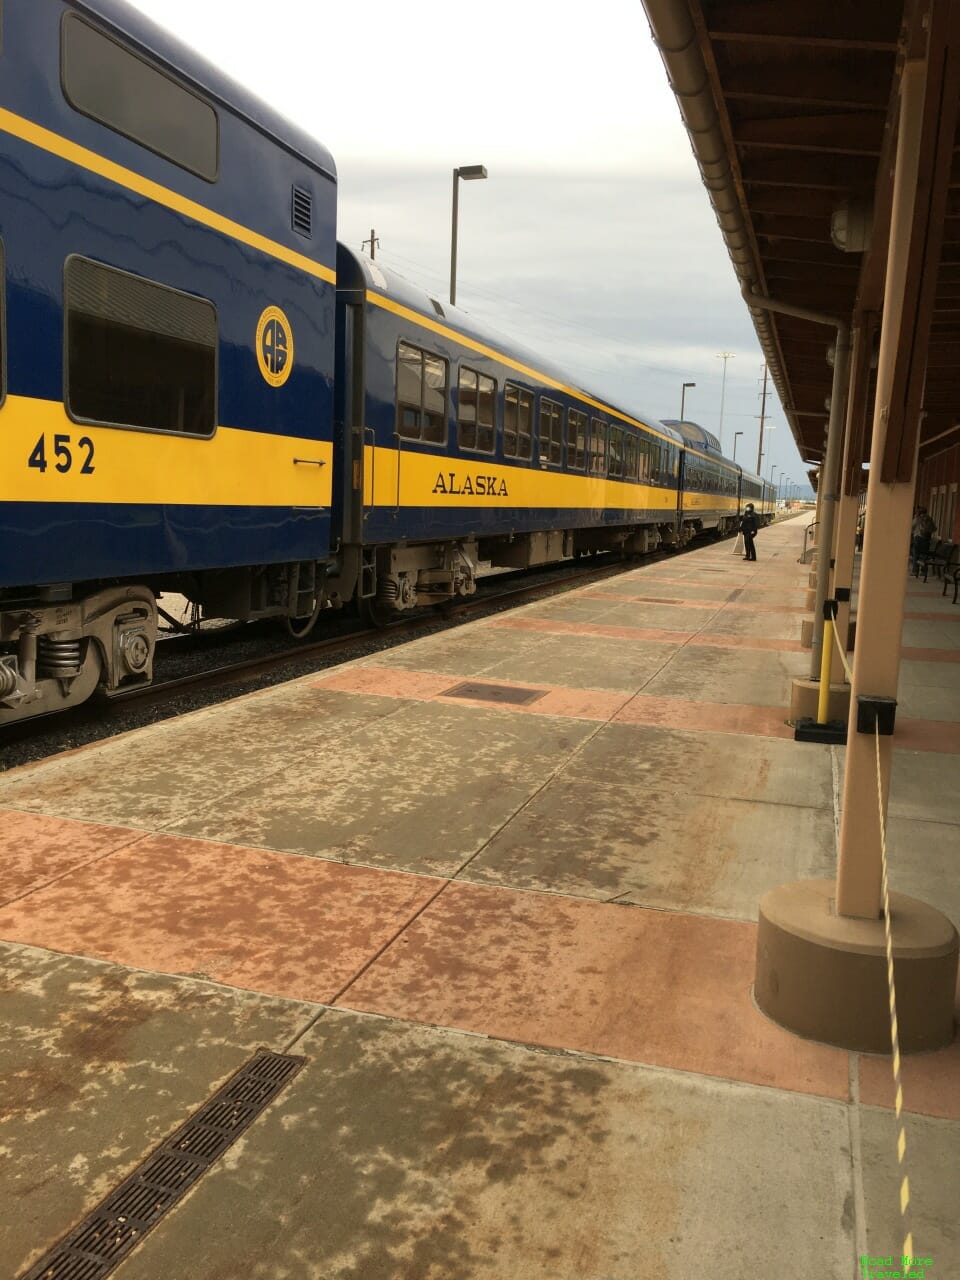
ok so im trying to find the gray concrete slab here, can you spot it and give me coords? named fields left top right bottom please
left=641, top=644, right=808, bottom=707
left=886, top=816, right=960, bottom=930
left=0, top=943, right=313, bottom=1280
left=860, top=1106, right=960, bottom=1277
left=692, top=609, right=804, bottom=640
left=567, top=722, right=835, bottom=808
left=463, top=774, right=836, bottom=917
left=888, top=751, right=960, bottom=824
left=895, top=684, right=960, bottom=722
left=477, top=634, right=679, bottom=691
left=0, top=689, right=406, bottom=829
left=374, top=630, right=541, bottom=677
left=898, top=658, right=960, bottom=691
left=902, top=619, right=960, bottom=649
left=107, top=1010, right=856, bottom=1280
left=166, top=702, right=597, bottom=876
left=592, top=602, right=719, bottom=629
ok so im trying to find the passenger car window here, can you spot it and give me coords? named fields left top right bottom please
left=62, top=14, right=219, bottom=181
left=65, top=256, right=216, bottom=436
left=397, top=342, right=447, bottom=443
left=589, top=418, right=606, bottom=475
left=458, top=366, right=496, bottom=453
left=539, top=398, right=563, bottom=467
left=567, top=409, right=587, bottom=470
left=504, top=384, right=534, bottom=459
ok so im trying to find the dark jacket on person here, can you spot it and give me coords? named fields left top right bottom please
left=740, top=510, right=759, bottom=536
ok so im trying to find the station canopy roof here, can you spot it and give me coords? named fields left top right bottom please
left=641, top=0, right=960, bottom=473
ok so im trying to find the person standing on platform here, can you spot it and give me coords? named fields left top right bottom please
left=740, top=502, right=759, bottom=561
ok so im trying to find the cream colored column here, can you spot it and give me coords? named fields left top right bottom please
left=831, top=324, right=871, bottom=651
left=836, top=60, right=926, bottom=919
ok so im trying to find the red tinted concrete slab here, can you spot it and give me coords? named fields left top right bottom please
left=900, top=646, right=960, bottom=663
left=895, top=718, right=960, bottom=753
left=0, top=835, right=439, bottom=1003
left=342, top=882, right=849, bottom=1100
left=314, top=666, right=632, bottom=722
left=0, top=809, right=144, bottom=904
left=314, top=666, right=457, bottom=700
left=615, top=693, right=793, bottom=739
left=857, top=1030, right=960, bottom=1121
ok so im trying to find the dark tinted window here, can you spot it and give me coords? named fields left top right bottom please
left=458, top=367, right=496, bottom=453
left=589, top=418, right=606, bottom=475
left=504, top=384, right=533, bottom=459
left=608, top=426, right=624, bottom=478
left=397, top=342, right=447, bottom=443
left=62, top=14, right=218, bottom=181
left=539, top=398, right=563, bottom=467
left=567, top=409, right=587, bottom=470
left=66, top=257, right=217, bottom=436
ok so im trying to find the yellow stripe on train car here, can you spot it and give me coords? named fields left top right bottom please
left=362, top=446, right=678, bottom=512
left=1, top=396, right=333, bottom=508
left=0, top=107, right=336, bottom=286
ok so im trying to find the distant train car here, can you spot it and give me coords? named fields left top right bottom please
left=331, top=247, right=684, bottom=622
left=0, top=0, right=780, bottom=727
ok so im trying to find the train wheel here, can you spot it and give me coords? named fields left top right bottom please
left=284, top=596, right=322, bottom=639
left=360, top=596, right=394, bottom=629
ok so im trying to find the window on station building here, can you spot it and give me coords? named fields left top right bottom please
left=65, top=256, right=217, bottom=436
left=539, top=398, right=563, bottom=466
left=62, top=15, right=219, bottom=181
left=397, top=342, right=447, bottom=443
left=567, top=408, right=587, bottom=470
left=589, top=418, right=607, bottom=475
left=458, top=367, right=496, bottom=453
left=504, top=383, right=533, bottom=459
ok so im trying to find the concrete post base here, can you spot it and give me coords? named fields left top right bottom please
left=800, top=619, right=814, bottom=648
left=790, top=677, right=850, bottom=722
left=755, top=880, right=958, bottom=1051
left=805, top=588, right=817, bottom=610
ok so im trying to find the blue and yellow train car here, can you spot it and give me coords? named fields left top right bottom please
left=332, top=247, right=685, bottom=620
left=0, top=0, right=337, bottom=720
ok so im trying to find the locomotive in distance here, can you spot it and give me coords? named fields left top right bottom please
left=0, top=0, right=775, bottom=726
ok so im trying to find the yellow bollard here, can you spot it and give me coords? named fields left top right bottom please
left=817, top=613, right=834, bottom=724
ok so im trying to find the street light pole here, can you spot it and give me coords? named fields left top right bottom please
left=680, top=381, right=695, bottom=420
left=450, top=164, right=487, bottom=306
left=733, top=431, right=743, bottom=461
left=716, top=352, right=735, bottom=451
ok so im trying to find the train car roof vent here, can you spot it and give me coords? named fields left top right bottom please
left=292, top=185, right=313, bottom=238
left=430, top=298, right=445, bottom=317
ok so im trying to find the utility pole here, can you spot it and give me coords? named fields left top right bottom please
left=755, top=362, right=769, bottom=474
left=716, top=352, right=734, bottom=450
left=362, top=229, right=379, bottom=259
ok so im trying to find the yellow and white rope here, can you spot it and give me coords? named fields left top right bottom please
left=830, top=612, right=913, bottom=1258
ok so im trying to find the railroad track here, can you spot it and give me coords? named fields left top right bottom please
left=0, top=550, right=654, bottom=764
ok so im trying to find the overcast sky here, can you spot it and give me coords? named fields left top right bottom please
left=128, top=0, right=809, bottom=494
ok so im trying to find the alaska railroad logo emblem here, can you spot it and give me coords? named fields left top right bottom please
left=256, top=306, right=294, bottom=387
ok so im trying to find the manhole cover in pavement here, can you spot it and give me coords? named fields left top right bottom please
left=442, top=681, right=547, bottom=706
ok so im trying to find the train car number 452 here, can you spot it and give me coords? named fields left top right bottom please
left=28, top=433, right=97, bottom=475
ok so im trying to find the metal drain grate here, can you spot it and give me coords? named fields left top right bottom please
left=18, top=1051, right=305, bottom=1280
left=442, top=680, right=547, bottom=706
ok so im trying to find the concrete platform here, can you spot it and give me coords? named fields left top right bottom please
left=1, top=514, right=958, bottom=1279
